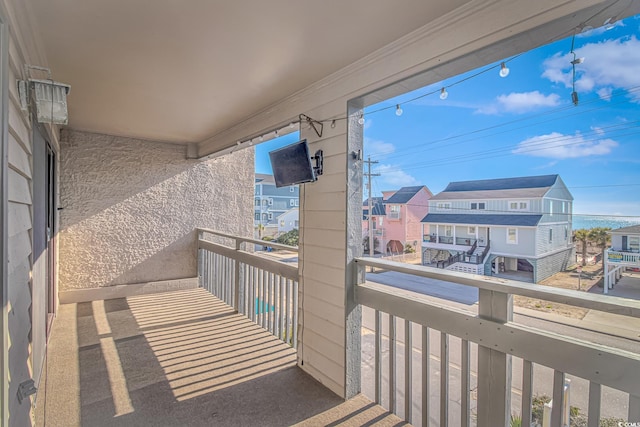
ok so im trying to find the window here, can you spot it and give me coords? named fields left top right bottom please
left=294, top=199, right=299, bottom=207
left=471, top=203, right=477, bottom=210
left=509, top=201, right=529, bottom=211
left=470, top=202, right=485, bottom=210
left=436, top=202, right=451, bottom=210
left=378, top=217, right=383, bottom=227
left=255, top=213, right=260, bottom=220
left=549, top=200, right=553, bottom=216
left=629, top=236, right=640, bottom=253
left=564, top=226, right=568, bottom=240
left=255, top=198, right=260, bottom=206
left=389, top=205, right=401, bottom=219
left=468, top=226, right=476, bottom=234
left=290, top=199, right=294, bottom=206
left=549, top=228, right=553, bottom=243
left=444, top=226, right=452, bottom=237
left=262, top=213, right=268, bottom=220
left=507, top=228, right=518, bottom=244
left=479, top=202, right=485, bottom=210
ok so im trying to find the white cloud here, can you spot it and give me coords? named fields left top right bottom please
left=375, top=164, right=419, bottom=187
left=364, top=137, right=395, bottom=157
left=597, top=87, right=613, bottom=101
left=542, top=36, right=640, bottom=100
left=476, top=91, right=561, bottom=115
left=512, top=132, right=618, bottom=159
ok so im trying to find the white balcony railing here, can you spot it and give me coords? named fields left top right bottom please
left=606, top=249, right=640, bottom=266
left=354, top=257, right=640, bottom=427
left=197, top=228, right=299, bottom=348
left=194, top=230, right=640, bottom=426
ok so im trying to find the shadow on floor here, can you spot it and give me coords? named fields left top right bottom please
left=37, top=288, right=408, bottom=427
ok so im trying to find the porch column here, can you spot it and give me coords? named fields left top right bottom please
left=297, top=101, right=363, bottom=399
left=476, top=289, right=513, bottom=426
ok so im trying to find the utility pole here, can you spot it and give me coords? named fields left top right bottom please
left=364, top=156, right=380, bottom=261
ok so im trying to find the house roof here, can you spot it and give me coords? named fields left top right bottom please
left=431, top=188, right=550, bottom=200
left=363, top=197, right=385, bottom=218
left=255, top=173, right=275, bottom=184
left=431, top=175, right=561, bottom=201
left=386, top=186, right=425, bottom=204
left=443, top=175, right=558, bottom=192
left=609, top=225, right=640, bottom=235
left=421, top=213, right=543, bottom=227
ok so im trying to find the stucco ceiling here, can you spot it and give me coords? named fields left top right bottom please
left=27, top=0, right=470, bottom=144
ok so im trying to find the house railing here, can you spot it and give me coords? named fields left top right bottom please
left=606, top=249, right=640, bottom=266
left=455, top=237, right=476, bottom=246
left=439, top=236, right=453, bottom=244
left=197, top=228, right=299, bottom=348
left=354, top=257, right=640, bottom=427
left=424, top=235, right=437, bottom=243
left=466, top=241, right=491, bottom=265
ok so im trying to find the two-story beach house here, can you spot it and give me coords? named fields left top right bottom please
left=255, top=173, right=299, bottom=237
left=421, top=175, right=574, bottom=282
left=362, top=197, right=386, bottom=252
left=370, top=186, right=432, bottom=254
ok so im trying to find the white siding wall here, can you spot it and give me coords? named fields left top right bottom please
left=298, top=111, right=355, bottom=398
left=3, top=0, right=60, bottom=422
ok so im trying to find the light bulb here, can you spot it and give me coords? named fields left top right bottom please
left=570, top=57, right=585, bottom=65
left=395, top=104, right=403, bottom=116
left=358, top=116, right=365, bottom=125
left=289, top=122, right=296, bottom=129
left=331, top=120, right=336, bottom=128
left=439, top=87, right=448, bottom=100
left=499, top=62, right=510, bottom=78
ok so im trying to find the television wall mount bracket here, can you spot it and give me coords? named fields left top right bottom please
left=299, top=114, right=323, bottom=138
left=313, top=150, right=323, bottom=177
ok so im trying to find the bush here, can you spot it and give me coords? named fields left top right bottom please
left=276, top=229, right=299, bottom=246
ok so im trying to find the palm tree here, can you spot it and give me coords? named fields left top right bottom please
left=588, top=227, right=611, bottom=271
left=574, top=229, right=590, bottom=266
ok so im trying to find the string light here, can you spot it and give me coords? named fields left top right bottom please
left=331, top=120, right=336, bottom=128
left=499, top=62, right=510, bottom=78
left=439, top=87, right=448, bottom=100
left=395, top=104, right=403, bottom=116
left=289, top=122, right=296, bottom=129
left=358, top=114, right=365, bottom=125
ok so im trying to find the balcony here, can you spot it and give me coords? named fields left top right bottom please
left=38, top=230, right=640, bottom=426
left=422, top=235, right=478, bottom=253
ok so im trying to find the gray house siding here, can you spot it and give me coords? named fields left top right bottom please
left=535, top=223, right=571, bottom=256
left=490, top=227, right=536, bottom=257
left=534, top=247, right=575, bottom=282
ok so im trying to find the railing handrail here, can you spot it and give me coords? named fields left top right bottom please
left=199, top=239, right=298, bottom=281
left=197, top=227, right=299, bottom=252
left=355, top=256, right=640, bottom=318
left=356, top=280, right=640, bottom=395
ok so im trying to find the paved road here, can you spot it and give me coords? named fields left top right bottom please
left=362, top=270, right=639, bottom=425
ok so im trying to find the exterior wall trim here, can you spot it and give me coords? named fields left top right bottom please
left=58, top=277, right=199, bottom=304
left=0, top=9, right=8, bottom=425
left=492, top=245, right=574, bottom=260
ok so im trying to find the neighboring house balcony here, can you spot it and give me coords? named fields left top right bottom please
left=38, top=229, right=640, bottom=426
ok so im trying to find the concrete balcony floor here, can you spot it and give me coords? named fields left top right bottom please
left=36, top=288, right=407, bottom=426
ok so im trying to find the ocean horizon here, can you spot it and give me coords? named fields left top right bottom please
left=572, top=215, right=640, bottom=230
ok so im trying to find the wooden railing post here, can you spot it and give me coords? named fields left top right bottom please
left=476, top=288, right=513, bottom=427
left=234, top=238, right=241, bottom=312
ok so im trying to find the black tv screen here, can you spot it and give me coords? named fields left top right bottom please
left=269, top=139, right=317, bottom=187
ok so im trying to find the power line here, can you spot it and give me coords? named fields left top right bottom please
left=368, top=87, right=640, bottom=161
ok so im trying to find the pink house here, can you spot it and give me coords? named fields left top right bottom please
left=381, top=186, right=433, bottom=253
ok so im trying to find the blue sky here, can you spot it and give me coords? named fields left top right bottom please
left=256, top=16, right=640, bottom=217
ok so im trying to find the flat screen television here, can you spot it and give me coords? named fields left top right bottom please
left=269, top=139, right=317, bottom=187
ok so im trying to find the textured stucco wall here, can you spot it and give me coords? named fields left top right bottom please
left=58, top=130, right=253, bottom=290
